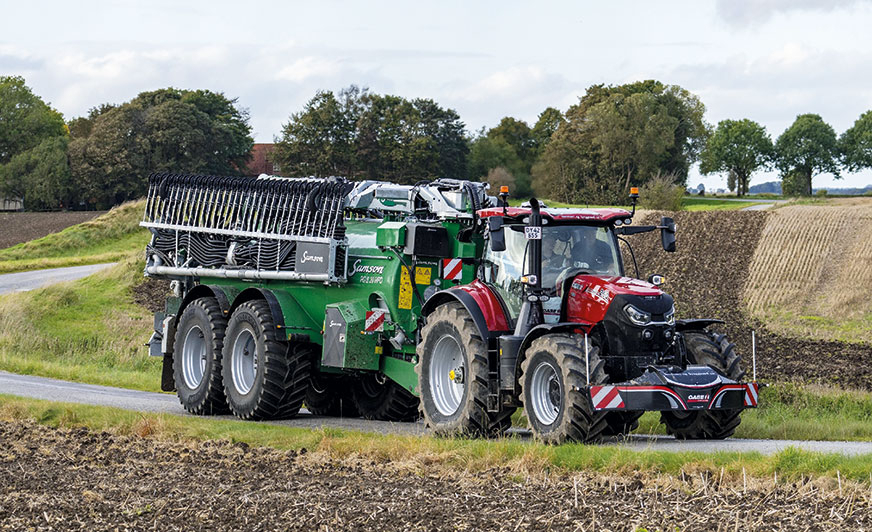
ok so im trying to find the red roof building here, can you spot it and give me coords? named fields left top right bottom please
left=243, top=143, right=281, bottom=176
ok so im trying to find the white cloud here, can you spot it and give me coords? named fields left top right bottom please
left=714, top=0, right=870, bottom=28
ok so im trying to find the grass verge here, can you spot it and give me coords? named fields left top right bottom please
left=2, top=394, right=870, bottom=485
left=0, top=251, right=160, bottom=391
left=0, top=200, right=149, bottom=273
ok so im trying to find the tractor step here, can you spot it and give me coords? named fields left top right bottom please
left=587, top=365, right=759, bottom=412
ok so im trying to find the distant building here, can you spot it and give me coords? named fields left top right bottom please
left=0, top=197, right=23, bottom=211
left=243, top=143, right=281, bottom=176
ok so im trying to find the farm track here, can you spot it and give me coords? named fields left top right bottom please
left=631, top=209, right=872, bottom=390
left=1, top=420, right=870, bottom=532
left=0, top=211, right=104, bottom=250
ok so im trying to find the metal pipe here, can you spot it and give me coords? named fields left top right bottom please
left=145, top=265, right=329, bottom=282
left=585, top=333, right=590, bottom=385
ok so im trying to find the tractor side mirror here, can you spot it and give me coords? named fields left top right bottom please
left=488, top=216, right=506, bottom=252
left=660, top=216, right=676, bottom=252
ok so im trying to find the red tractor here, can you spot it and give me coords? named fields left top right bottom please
left=417, top=191, right=758, bottom=443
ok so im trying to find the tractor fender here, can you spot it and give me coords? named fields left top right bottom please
left=422, top=282, right=510, bottom=340
left=676, top=319, right=724, bottom=332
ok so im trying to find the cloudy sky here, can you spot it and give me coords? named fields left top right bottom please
left=3, top=0, right=872, bottom=190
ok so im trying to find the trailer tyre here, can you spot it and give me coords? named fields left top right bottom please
left=351, top=374, right=419, bottom=422
left=417, top=302, right=516, bottom=437
left=520, top=334, right=608, bottom=444
left=306, top=372, right=359, bottom=417
left=173, top=297, right=228, bottom=415
left=222, top=300, right=311, bottom=420
left=661, top=331, right=745, bottom=439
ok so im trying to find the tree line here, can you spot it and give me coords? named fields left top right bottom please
left=2, top=75, right=871, bottom=210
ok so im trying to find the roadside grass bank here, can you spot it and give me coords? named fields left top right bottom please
left=0, top=200, right=149, bottom=274
left=2, top=394, right=871, bottom=486
left=0, top=251, right=160, bottom=391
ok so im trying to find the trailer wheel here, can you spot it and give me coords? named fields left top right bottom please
left=351, top=374, right=419, bottom=421
left=306, top=372, right=359, bottom=417
left=173, top=297, right=228, bottom=415
left=417, top=302, right=516, bottom=437
left=520, top=333, right=608, bottom=444
left=661, top=331, right=745, bottom=439
left=222, top=300, right=311, bottom=420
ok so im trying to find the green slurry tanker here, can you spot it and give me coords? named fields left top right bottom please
left=144, top=173, right=759, bottom=443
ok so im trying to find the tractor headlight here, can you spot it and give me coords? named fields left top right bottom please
left=623, top=304, right=651, bottom=326
left=665, top=305, right=675, bottom=326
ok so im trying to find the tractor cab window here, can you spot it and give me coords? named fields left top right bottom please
left=483, top=224, right=621, bottom=321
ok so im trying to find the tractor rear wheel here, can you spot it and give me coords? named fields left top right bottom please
left=173, top=297, right=228, bottom=415
left=222, top=300, right=311, bottom=420
left=306, top=372, right=359, bottom=417
left=417, top=302, right=515, bottom=437
left=661, top=331, right=745, bottom=439
left=520, top=333, right=608, bottom=444
left=351, top=374, right=419, bottom=422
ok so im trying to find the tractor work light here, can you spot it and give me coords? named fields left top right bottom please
left=665, top=305, right=676, bottom=326
left=623, top=304, right=651, bottom=326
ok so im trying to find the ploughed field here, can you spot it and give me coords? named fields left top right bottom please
left=0, top=211, right=104, bottom=250
left=632, top=204, right=872, bottom=390
left=1, top=420, right=868, bottom=532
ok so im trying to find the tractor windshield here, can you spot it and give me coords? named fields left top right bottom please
left=483, top=224, right=622, bottom=320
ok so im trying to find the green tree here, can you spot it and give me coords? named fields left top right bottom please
left=840, top=110, right=872, bottom=172
left=0, top=76, right=66, bottom=165
left=467, top=134, right=528, bottom=194
left=69, top=88, right=253, bottom=208
left=775, top=114, right=840, bottom=196
left=0, top=136, right=73, bottom=210
left=0, top=76, right=70, bottom=209
left=530, top=107, right=564, bottom=156
left=700, top=119, right=774, bottom=196
left=533, top=80, right=708, bottom=205
left=272, top=88, right=358, bottom=177
left=274, top=87, right=468, bottom=184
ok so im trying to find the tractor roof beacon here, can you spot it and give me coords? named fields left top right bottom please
left=143, top=174, right=758, bottom=443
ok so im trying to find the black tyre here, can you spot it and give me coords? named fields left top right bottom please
left=520, top=333, right=608, bottom=444
left=661, top=331, right=745, bottom=439
left=417, top=302, right=515, bottom=437
left=601, top=411, right=643, bottom=437
left=306, top=372, right=359, bottom=417
left=173, top=297, right=228, bottom=415
left=351, top=374, right=419, bottom=422
left=221, top=300, right=310, bottom=420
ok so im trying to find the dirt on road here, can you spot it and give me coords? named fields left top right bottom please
left=0, top=211, right=105, bottom=250
left=0, top=420, right=868, bottom=531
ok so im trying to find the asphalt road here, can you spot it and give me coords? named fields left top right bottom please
left=0, top=263, right=117, bottom=295
left=3, top=371, right=871, bottom=456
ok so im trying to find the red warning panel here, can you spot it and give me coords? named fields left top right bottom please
left=442, top=258, right=463, bottom=281
left=364, top=309, right=386, bottom=332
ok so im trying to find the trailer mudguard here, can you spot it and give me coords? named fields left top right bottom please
left=229, top=287, right=321, bottom=343
left=175, top=284, right=237, bottom=324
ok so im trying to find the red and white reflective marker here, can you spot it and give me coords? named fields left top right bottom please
left=590, top=385, right=625, bottom=409
left=442, top=258, right=463, bottom=281
left=364, top=309, right=386, bottom=332
left=744, top=383, right=759, bottom=407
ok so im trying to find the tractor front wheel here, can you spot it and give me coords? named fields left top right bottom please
left=520, top=333, right=608, bottom=444
left=661, top=331, right=745, bottom=439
